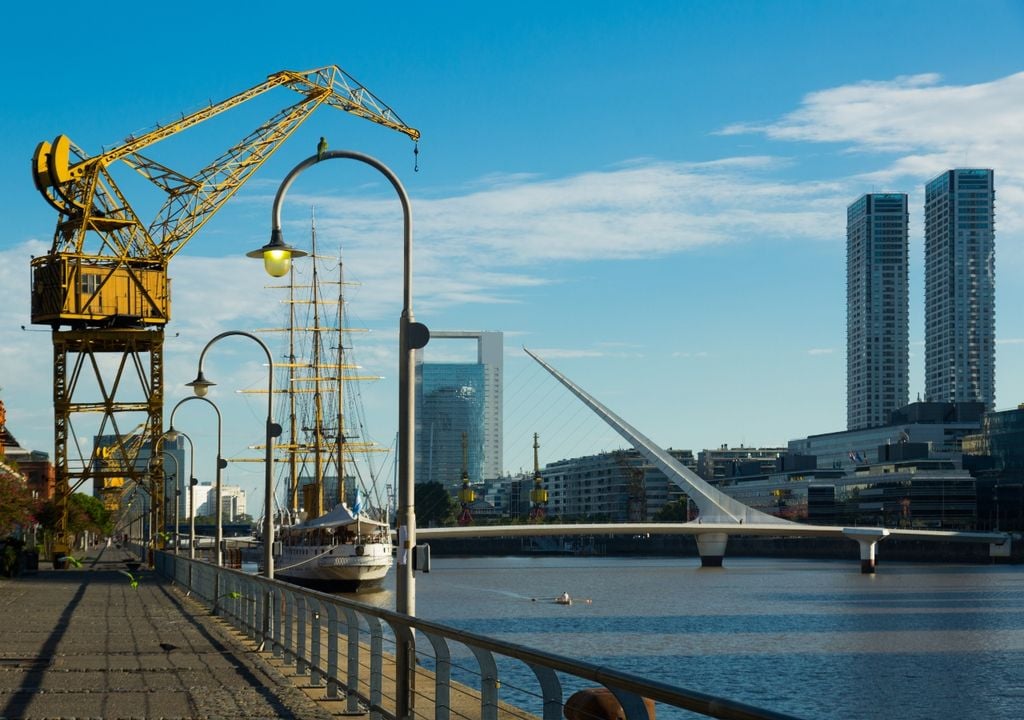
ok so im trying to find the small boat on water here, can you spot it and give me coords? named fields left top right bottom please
left=555, top=591, right=572, bottom=605
left=274, top=503, right=392, bottom=591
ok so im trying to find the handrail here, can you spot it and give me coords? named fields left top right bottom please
left=154, top=552, right=804, bottom=720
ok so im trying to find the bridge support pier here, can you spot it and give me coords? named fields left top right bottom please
left=695, top=533, right=729, bottom=568
left=843, top=528, right=890, bottom=574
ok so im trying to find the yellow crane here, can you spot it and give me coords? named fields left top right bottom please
left=29, top=66, right=419, bottom=558
left=91, top=423, right=149, bottom=512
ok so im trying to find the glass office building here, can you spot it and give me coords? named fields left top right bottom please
left=416, top=363, right=486, bottom=491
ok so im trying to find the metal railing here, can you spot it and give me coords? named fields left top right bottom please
left=154, top=552, right=803, bottom=720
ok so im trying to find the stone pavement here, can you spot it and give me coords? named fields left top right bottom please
left=0, top=544, right=339, bottom=720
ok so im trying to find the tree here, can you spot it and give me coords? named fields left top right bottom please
left=67, top=493, right=112, bottom=537
left=0, top=463, right=35, bottom=536
left=654, top=500, right=688, bottom=522
left=415, top=482, right=456, bottom=527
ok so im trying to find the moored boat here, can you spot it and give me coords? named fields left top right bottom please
left=274, top=503, right=392, bottom=591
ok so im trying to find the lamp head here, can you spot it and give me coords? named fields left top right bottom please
left=164, top=426, right=179, bottom=442
left=246, top=229, right=307, bottom=278
left=186, top=371, right=215, bottom=398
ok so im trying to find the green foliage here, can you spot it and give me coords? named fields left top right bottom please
left=32, top=500, right=61, bottom=532
left=654, top=500, right=689, bottom=522
left=415, top=481, right=457, bottom=527
left=68, top=493, right=113, bottom=536
left=0, top=466, right=35, bottom=535
left=1, top=536, right=25, bottom=576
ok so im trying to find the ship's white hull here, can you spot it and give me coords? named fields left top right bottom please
left=274, top=539, right=392, bottom=592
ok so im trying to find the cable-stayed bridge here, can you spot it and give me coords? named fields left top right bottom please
left=417, top=349, right=1012, bottom=573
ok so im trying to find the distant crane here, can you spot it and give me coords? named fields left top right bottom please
left=529, top=432, right=548, bottom=521
left=457, top=432, right=475, bottom=526
left=29, top=66, right=419, bottom=557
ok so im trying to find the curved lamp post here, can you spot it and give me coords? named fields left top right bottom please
left=164, top=430, right=197, bottom=559
left=254, top=149, right=428, bottom=717
left=158, top=450, right=180, bottom=554
left=167, top=396, right=227, bottom=566
left=187, top=331, right=280, bottom=578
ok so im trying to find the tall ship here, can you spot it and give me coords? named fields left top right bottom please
left=256, top=210, right=393, bottom=591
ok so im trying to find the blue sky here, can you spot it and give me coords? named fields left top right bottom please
left=2, top=1, right=1023, bottom=510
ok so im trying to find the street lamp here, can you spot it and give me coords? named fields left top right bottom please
left=188, top=331, right=280, bottom=578
left=255, top=149, right=428, bottom=717
left=164, top=430, right=197, bottom=559
left=157, top=450, right=180, bottom=554
left=167, top=396, right=227, bottom=566
left=245, top=231, right=307, bottom=277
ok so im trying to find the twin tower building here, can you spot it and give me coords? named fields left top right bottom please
left=847, top=168, right=995, bottom=431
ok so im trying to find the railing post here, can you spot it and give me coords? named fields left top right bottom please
left=342, top=607, right=362, bottom=715
left=309, top=598, right=323, bottom=687
left=423, top=630, right=452, bottom=720
left=527, top=662, right=564, bottom=720
left=366, top=615, right=384, bottom=720
left=296, top=595, right=308, bottom=676
left=272, top=587, right=283, bottom=657
left=282, top=589, right=295, bottom=664
left=470, top=646, right=500, bottom=720
left=608, top=688, right=655, bottom=720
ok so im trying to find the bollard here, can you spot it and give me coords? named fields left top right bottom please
left=564, top=688, right=655, bottom=720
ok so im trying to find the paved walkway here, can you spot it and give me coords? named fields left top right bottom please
left=0, top=544, right=339, bottom=720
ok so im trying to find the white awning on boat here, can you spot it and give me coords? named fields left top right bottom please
left=302, top=503, right=388, bottom=530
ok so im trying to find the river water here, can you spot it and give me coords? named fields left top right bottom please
left=351, top=555, right=1024, bottom=719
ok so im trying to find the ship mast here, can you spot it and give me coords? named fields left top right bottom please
left=335, top=254, right=346, bottom=508
left=309, top=213, right=326, bottom=518
left=287, top=243, right=299, bottom=513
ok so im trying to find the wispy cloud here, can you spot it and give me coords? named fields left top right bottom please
left=721, top=72, right=1024, bottom=229
left=719, top=72, right=1024, bottom=156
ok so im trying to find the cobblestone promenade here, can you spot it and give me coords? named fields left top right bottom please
left=0, top=545, right=339, bottom=719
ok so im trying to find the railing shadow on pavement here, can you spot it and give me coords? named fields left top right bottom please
left=154, top=551, right=805, bottom=720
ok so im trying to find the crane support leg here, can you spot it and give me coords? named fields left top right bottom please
left=51, top=329, right=164, bottom=556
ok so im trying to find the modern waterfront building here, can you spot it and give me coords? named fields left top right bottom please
left=696, top=445, right=788, bottom=482
left=977, top=404, right=1024, bottom=478
left=788, top=401, right=983, bottom=470
left=719, top=458, right=977, bottom=530
left=540, top=448, right=696, bottom=521
left=924, top=169, right=996, bottom=409
left=193, top=482, right=246, bottom=522
left=847, top=193, right=910, bottom=430
left=416, top=331, right=503, bottom=489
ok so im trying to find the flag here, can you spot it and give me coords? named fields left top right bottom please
left=353, top=487, right=363, bottom=515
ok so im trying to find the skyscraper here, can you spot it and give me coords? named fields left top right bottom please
left=847, top=193, right=910, bottom=430
left=924, top=169, right=996, bottom=409
left=415, top=331, right=503, bottom=489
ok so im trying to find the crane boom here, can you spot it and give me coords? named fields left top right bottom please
left=32, top=66, right=418, bottom=261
